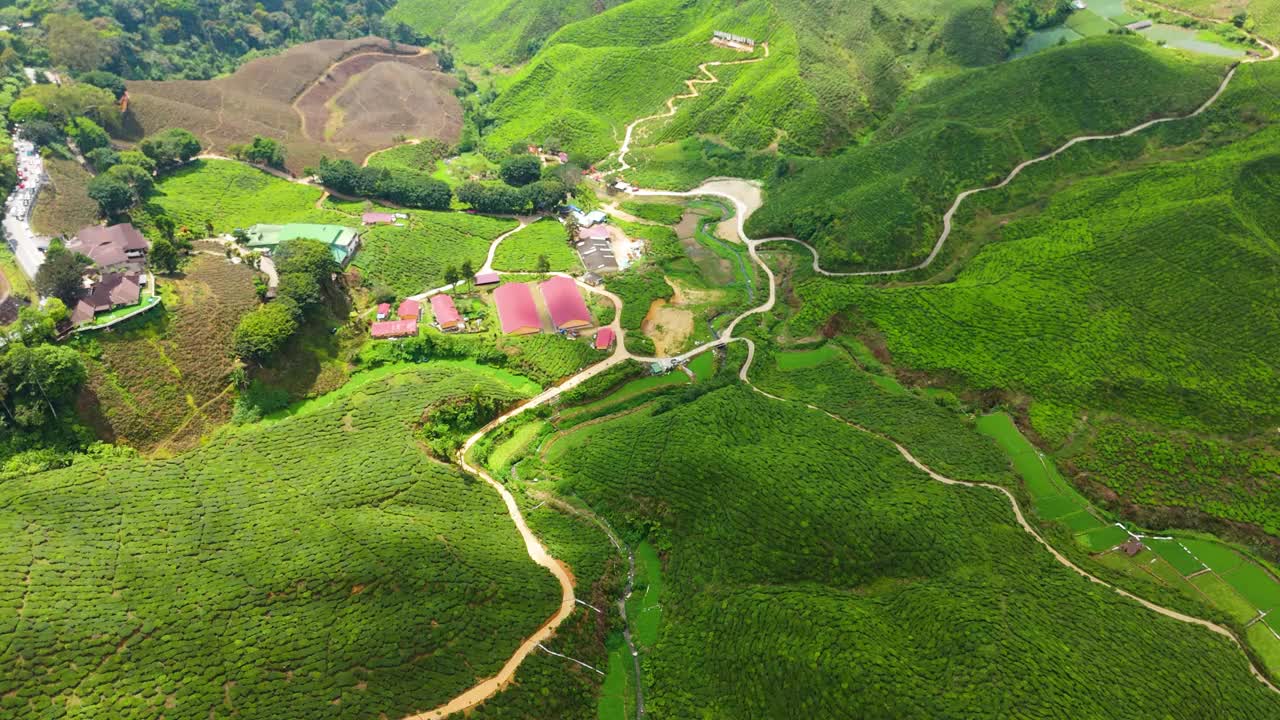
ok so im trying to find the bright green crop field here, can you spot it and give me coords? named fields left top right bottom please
left=492, top=219, right=581, bottom=272
left=0, top=364, right=561, bottom=718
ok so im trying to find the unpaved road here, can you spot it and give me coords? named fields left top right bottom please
left=412, top=26, right=1280, bottom=717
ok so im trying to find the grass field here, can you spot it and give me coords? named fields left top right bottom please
left=31, top=157, right=98, bottom=237
left=618, top=201, right=684, bottom=225
left=76, top=256, right=259, bottom=453
left=0, top=364, right=561, bottom=718
left=540, top=384, right=1280, bottom=717
left=492, top=219, right=581, bottom=273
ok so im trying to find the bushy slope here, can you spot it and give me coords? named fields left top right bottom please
left=545, top=385, right=1280, bottom=718
left=386, top=0, right=621, bottom=65
left=747, top=38, right=1227, bottom=268
left=792, top=122, right=1280, bottom=435
left=0, top=365, right=558, bottom=718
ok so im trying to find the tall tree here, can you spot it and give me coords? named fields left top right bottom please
left=43, top=14, right=111, bottom=73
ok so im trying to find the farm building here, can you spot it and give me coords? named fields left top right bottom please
left=1119, top=539, right=1145, bottom=557
left=595, top=327, right=615, bottom=350
left=430, top=294, right=461, bottom=330
left=376, top=302, right=391, bottom=320
left=397, top=298, right=421, bottom=320
left=494, top=283, right=541, bottom=335
left=68, top=223, right=150, bottom=272
left=475, top=271, right=500, bottom=286
left=582, top=272, right=603, bottom=286
left=540, top=275, right=592, bottom=331
left=362, top=212, right=395, bottom=225
left=245, top=223, right=361, bottom=265
left=572, top=210, right=608, bottom=227
left=712, top=30, right=756, bottom=48
left=370, top=319, right=418, bottom=339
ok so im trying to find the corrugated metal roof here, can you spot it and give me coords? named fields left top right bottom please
left=539, top=275, right=591, bottom=329
left=494, top=283, right=540, bottom=334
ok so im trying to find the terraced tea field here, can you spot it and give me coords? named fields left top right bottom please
left=0, top=364, right=560, bottom=718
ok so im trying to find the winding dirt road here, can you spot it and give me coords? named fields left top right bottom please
left=411, top=25, right=1280, bottom=717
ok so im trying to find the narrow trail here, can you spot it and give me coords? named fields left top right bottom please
left=412, top=26, right=1280, bottom=717
left=610, top=43, right=770, bottom=175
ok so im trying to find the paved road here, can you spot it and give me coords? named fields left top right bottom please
left=4, top=137, right=49, bottom=280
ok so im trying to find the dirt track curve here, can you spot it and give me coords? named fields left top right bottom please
left=409, top=25, right=1280, bottom=717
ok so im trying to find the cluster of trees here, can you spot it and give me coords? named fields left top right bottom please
left=315, top=157, right=452, bottom=210
left=0, top=4, right=422, bottom=81
left=229, top=136, right=286, bottom=170
left=943, top=0, right=1073, bottom=65
left=456, top=178, right=568, bottom=214
left=87, top=128, right=200, bottom=216
left=0, top=300, right=88, bottom=467
left=232, top=239, right=339, bottom=362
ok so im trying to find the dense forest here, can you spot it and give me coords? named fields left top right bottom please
left=0, top=0, right=421, bottom=79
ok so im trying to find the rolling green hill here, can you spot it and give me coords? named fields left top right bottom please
left=543, top=384, right=1280, bottom=718
left=0, top=365, right=559, bottom=718
left=746, top=37, right=1227, bottom=268
left=786, top=57, right=1280, bottom=542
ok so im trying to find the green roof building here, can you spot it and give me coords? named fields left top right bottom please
left=245, top=223, right=361, bottom=265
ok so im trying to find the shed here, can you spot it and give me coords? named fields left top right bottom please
left=371, top=319, right=418, bottom=339
left=363, top=212, right=396, bottom=225
left=595, top=327, right=615, bottom=350
left=475, top=271, right=501, bottom=286
left=397, top=299, right=421, bottom=321
left=430, top=294, right=462, bottom=330
left=539, top=275, right=592, bottom=331
left=494, top=283, right=541, bottom=335
left=1119, top=539, right=1145, bottom=557
left=582, top=272, right=603, bottom=286
left=376, top=302, right=391, bottom=320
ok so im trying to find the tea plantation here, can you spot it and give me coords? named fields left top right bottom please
left=0, top=365, right=561, bottom=718
left=543, top=384, right=1280, bottom=718
left=747, top=38, right=1227, bottom=268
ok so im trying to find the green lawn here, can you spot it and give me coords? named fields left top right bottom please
left=488, top=420, right=550, bottom=471
left=137, top=159, right=335, bottom=234
left=774, top=344, right=840, bottom=370
left=1147, top=539, right=1205, bottom=576
left=1191, top=572, right=1259, bottom=624
left=627, top=540, right=663, bottom=648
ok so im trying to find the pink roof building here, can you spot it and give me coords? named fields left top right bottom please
left=494, top=283, right=541, bottom=335
left=579, top=225, right=611, bottom=241
left=539, top=276, right=592, bottom=331
left=371, top=319, right=418, bottom=338
left=595, top=327, right=615, bottom=350
left=362, top=212, right=396, bottom=225
left=475, top=271, right=500, bottom=285
left=430, top=294, right=461, bottom=329
left=397, top=299, right=421, bottom=320
left=376, top=302, right=391, bottom=319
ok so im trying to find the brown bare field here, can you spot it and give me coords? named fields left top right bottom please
left=122, top=37, right=462, bottom=173
left=76, top=255, right=260, bottom=453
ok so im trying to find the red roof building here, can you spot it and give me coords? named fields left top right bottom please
left=579, top=225, right=611, bottom=241
left=494, top=283, right=541, bottom=335
left=475, top=271, right=500, bottom=285
left=430, top=294, right=462, bottom=330
left=376, top=302, right=391, bottom=320
left=539, top=276, right=592, bottom=331
left=370, top=319, right=418, bottom=339
left=397, top=299, right=421, bottom=321
left=595, top=327, right=614, bottom=350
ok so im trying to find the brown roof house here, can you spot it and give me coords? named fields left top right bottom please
left=71, top=272, right=143, bottom=326
left=68, top=224, right=150, bottom=272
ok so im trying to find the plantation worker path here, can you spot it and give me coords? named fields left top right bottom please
left=610, top=43, right=770, bottom=175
